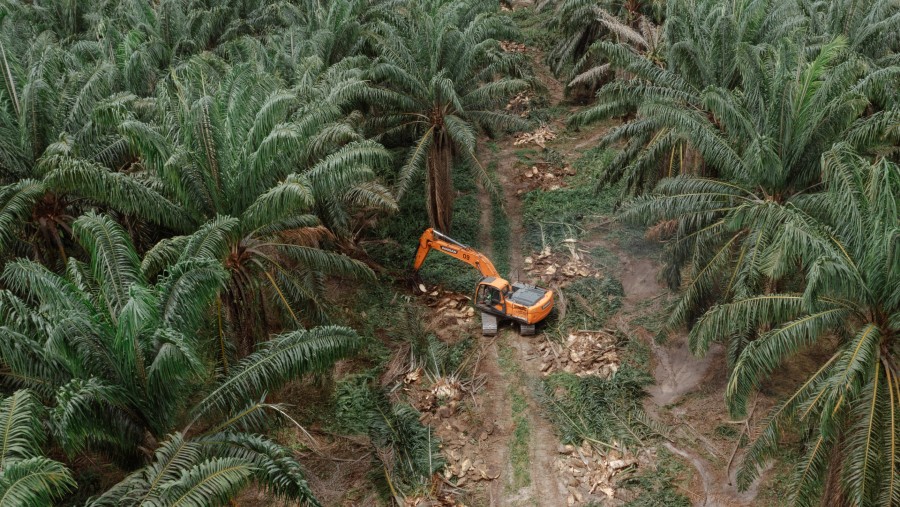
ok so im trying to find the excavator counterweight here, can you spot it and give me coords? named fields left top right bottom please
left=413, top=228, right=554, bottom=336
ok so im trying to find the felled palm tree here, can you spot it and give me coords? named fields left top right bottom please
left=0, top=212, right=359, bottom=505
left=618, top=39, right=894, bottom=359
left=0, top=390, right=75, bottom=506
left=688, top=145, right=900, bottom=506
left=366, top=0, right=530, bottom=232
left=122, top=55, right=385, bottom=352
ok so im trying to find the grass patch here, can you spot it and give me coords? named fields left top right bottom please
left=499, top=339, right=532, bottom=489
left=572, top=145, right=613, bottom=180
left=509, top=391, right=532, bottom=489
left=529, top=104, right=570, bottom=124
left=521, top=149, right=619, bottom=251
left=620, top=447, right=692, bottom=507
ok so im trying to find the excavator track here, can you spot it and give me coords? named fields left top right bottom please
left=481, top=312, right=498, bottom=336
left=520, top=323, right=536, bottom=336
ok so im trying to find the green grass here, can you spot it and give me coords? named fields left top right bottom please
left=514, top=148, right=540, bottom=162
left=509, top=391, right=532, bottom=489
left=620, top=447, right=692, bottom=507
left=499, top=339, right=532, bottom=489
left=529, top=105, right=571, bottom=124
left=509, top=5, right=561, bottom=53
left=521, top=149, right=619, bottom=251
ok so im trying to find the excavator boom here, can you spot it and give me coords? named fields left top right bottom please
left=413, top=228, right=500, bottom=278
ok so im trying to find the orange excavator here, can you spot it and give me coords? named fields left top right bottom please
left=413, top=228, right=554, bottom=336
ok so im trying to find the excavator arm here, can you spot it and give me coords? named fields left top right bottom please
left=413, top=228, right=500, bottom=278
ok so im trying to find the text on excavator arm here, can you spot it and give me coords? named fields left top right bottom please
left=413, top=228, right=500, bottom=278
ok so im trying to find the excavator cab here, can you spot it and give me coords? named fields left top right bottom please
left=475, top=279, right=508, bottom=314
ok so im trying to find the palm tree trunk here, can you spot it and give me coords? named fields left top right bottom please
left=821, top=439, right=848, bottom=506
left=426, top=131, right=454, bottom=233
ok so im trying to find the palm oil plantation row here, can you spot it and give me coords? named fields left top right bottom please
left=0, top=0, right=897, bottom=506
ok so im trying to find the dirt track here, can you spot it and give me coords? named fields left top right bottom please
left=461, top=30, right=775, bottom=507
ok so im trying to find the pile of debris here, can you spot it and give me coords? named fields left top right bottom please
left=401, top=366, right=500, bottom=494
left=505, top=91, right=532, bottom=117
left=514, top=125, right=556, bottom=149
left=418, top=286, right=476, bottom=324
left=524, top=243, right=598, bottom=284
left=518, top=162, right=577, bottom=192
left=538, top=331, right=619, bottom=377
left=409, top=372, right=467, bottom=419
left=555, top=442, right=640, bottom=505
left=499, top=40, right=527, bottom=53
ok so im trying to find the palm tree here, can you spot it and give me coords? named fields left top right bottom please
left=0, top=212, right=360, bottom=505
left=366, top=0, right=530, bottom=232
left=799, top=0, right=900, bottom=71
left=120, top=55, right=386, bottom=352
left=540, top=0, right=664, bottom=77
left=688, top=145, right=900, bottom=505
left=0, top=390, right=75, bottom=506
left=571, top=0, right=805, bottom=193
left=0, top=19, right=186, bottom=266
left=618, top=39, right=895, bottom=362
left=567, top=9, right=663, bottom=94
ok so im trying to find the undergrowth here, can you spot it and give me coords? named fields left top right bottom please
left=619, top=447, right=692, bottom=507
left=510, top=5, right=558, bottom=52
left=540, top=365, right=654, bottom=449
left=522, top=148, right=618, bottom=251
left=332, top=374, right=444, bottom=499
left=554, top=276, right=624, bottom=335
left=368, top=162, right=482, bottom=293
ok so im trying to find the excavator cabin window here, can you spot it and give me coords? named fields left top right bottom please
left=477, top=284, right=504, bottom=310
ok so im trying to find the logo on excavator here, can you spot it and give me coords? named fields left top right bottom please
left=440, top=246, right=458, bottom=254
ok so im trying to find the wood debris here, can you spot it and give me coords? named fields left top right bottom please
left=524, top=245, right=598, bottom=284
left=421, top=288, right=477, bottom=324
left=404, top=493, right=466, bottom=507
left=499, top=40, right=527, bottom=53
left=555, top=443, right=640, bottom=505
left=518, top=162, right=577, bottom=191
left=439, top=419, right=501, bottom=486
left=505, top=91, right=532, bottom=117
left=514, top=126, right=556, bottom=149
left=538, top=331, right=619, bottom=377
